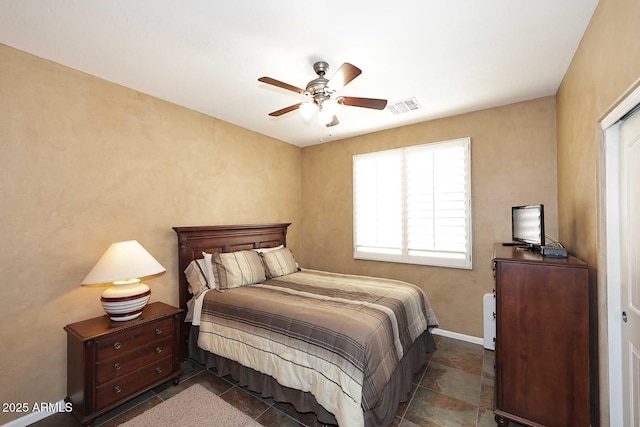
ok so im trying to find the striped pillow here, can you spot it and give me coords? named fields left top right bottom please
left=184, top=259, right=210, bottom=295
left=214, top=250, right=266, bottom=290
left=260, top=247, right=298, bottom=278
left=202, top=252, right=218, bottom=290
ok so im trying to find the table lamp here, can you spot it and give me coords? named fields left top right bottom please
left=82, top=240, right=166, bottom=321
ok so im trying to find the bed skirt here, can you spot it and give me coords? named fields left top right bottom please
left=188, top=326, right=436, bottom=427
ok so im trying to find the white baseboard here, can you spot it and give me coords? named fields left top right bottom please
left=432, top=328, right=485, bottom=346
left=1, top=399, right=67, bottom=427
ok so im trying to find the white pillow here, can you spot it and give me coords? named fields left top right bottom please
left=253, top=244, right=284, bottom=254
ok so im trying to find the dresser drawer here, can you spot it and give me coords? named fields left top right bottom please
left=95, top=355, right=173, bottom=410
left=95, top=335, right=173, bottom=384
left=96, top=317, right=173, bottom=362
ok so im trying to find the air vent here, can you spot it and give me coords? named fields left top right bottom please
left=387, top=98, right=421, bottom=115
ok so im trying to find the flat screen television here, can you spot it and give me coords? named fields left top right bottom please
left=512, top=204, right=545, bottom=249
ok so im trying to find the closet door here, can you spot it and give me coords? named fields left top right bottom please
left=619, top=107, right=640, bottom=426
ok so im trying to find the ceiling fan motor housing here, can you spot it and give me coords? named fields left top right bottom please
left=313, top=61, right=329, bottom=76
left=306, top=62, right=333, bottom=105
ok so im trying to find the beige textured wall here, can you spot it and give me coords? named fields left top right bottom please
left=300, top=97, right=558, bottom=337
left=556, top=0, right=640, bottom=424
left=557, top=0, right=640, bottom=266
left=0, top=44, right=301, bottom=424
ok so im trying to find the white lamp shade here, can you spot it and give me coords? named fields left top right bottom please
left=318, top=107, right=334, bottom=125
left=322, top=99, right=338, bottom=116
left=82, top=240, right=165, bottom=321
left=299, top=102, right=316, bottom=120
left=82, top=240, right=165, bottom=285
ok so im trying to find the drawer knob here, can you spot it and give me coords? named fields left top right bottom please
left=155, top=328, right=162, bottom=335
left=113, top=342, right=121, bottom=350
left=156, top=367, right=163, bottom=374
left=114, top=363, right=121, bottom=371
left=114, top=386, right=122, bottom=394
left=136, top=329, right=142, bottom=336
left=155, top=347, right=162, bottom=354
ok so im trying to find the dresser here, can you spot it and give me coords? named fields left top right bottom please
left=64, top=302, right=183, bottom=426
left=492, top=245, right=590, bottom=427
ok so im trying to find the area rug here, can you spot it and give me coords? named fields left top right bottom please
left=119, top=383, right=262, bottom=427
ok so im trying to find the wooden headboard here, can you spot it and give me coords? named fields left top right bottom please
left=172, top=223, right=291, bottom=358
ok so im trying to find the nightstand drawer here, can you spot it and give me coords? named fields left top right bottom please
left=96, top=335, right=173, bottom=384
left=95, top=355, right=173, bottom=410
left=96, top=317, right=173, bottom=361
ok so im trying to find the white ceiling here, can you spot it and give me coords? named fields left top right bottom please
left=0, top=0, right=598, bottom=147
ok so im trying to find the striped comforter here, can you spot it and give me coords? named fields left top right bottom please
left=198, top=269, right=438, bottom=427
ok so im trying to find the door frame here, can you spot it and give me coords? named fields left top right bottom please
left=599, top=81, right=640, bottom=427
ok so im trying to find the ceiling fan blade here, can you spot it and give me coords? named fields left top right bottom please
left=326, top=116, right=339, bottom=127
left=268, top=103, right=302, bottom=117
left=339, top=96, right=388, bottom=110
left=258, top=77, right=305, bottom=94
left=328, top=63, right=362, bottom=91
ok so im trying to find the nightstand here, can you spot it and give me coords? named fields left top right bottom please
left=64, top=302, right=183, bottom=426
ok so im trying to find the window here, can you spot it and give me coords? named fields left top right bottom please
left=353, top=137, right=472, bottom=269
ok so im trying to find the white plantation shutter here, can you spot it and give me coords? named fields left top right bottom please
left=353, top=137, right=472, bottom=269
left=353, top=149, right=403, bottom=255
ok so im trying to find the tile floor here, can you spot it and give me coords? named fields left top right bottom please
left=31, top=336, right=516, bottom=427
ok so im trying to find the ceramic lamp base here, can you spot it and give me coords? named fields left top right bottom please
left=101, top=279, right=151, bottom=321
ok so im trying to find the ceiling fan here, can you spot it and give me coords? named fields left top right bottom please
left=258, top=61, right=387, bottom=127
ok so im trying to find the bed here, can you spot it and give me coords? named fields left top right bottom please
left=173, top=223, right=438, bottom=427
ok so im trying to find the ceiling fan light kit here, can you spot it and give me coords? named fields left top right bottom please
left=259, top=61, right=388, bottom=127
left=299, top=102, right=316, bottom=120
